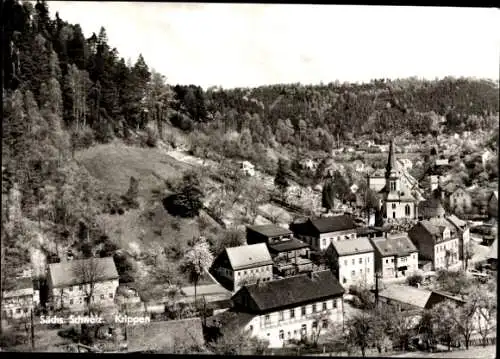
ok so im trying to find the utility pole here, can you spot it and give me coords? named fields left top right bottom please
left=30, top=308, right=35, bottom=350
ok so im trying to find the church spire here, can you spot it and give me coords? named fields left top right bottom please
left=386, top=140, right=396, bottom=178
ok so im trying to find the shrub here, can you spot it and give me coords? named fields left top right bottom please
left=170, top=112, right=194, bottom=132
left=58, top=326, right=81, bottom=341
left=407, top=273, right=423, bottom=287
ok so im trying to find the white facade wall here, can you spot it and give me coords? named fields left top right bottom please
left=245, top=297, right=344, bottom=348
left=50, top=279, right=119, bottom=312
left=386, top=201, right=416, bottom=220
left=233, top=265, right=273, bottom=292
left=337, top=252, right=375, bottom=288
left=318, top=231, right=357, bottom=251
left=2, top=294, right=34, bottom=319
left=433, top=237, right=460, bottom=270
left=369, top=177, right=386, bottom=193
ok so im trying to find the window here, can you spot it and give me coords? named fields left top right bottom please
left=392, top=203, right=396, bottom=209
left=392, top=212, right=396, bottom=219
left=23, top=308, right=28, bottom=313
left=279, top=311, right=284, bottom=321
left=385, top=259, right=389, bottom=264
left=351, top=270, right=355, bottom=276
left=238, top=272, right=241, bottom=276
left=290, top=309, right=295, bottom=318
left=16, top=308, right=21, bottom=314
left=322, top=238, right=326, bottom=246
left=391, top=258, right=394, bottom=263
left=332, top=299, right=337, bottom=308
left=109, top=293, right=113, bottom=299
left=405, top=204, right=411, bottom=216
left=79, top=285, right=83, bottom=291
left=366, top=257, right=369, bottom=263
left=312, top=321, right=318, bottom=329
left=288, top=331, right=291, bottom=339
left=265, top=314, right=270, bottom=322
left=360, top=269, right=363, bottom=274
left=352, top=259, right=355, bottom=265
left=312, top=304, right=317, bottom=313
left=79, top=298, right=83, bottom=304
left=249, top=325, right=253, bottom=331
left=294, top=330, right=297, bottom=336
left=301, top=324, right=307, bottom=335
left=322, top=320, right=328, bottom=329
left=367, top=268, right=370, bottom=273
left=359, top=258, right=363, bottom=264
left=244, top=271, right=247, bottom=275
left=343, top=277, right=346, bottom=284
left=279, top=330, right=284, bottom=340
left=69, top=286, right=73, bottom=292
left=100, top=294, right=105, bottom=300
left=323, top=302, right=327, bottom=311
left=344, top=260, right=348, bottom=266
left=391, top=182, right=396, bottom=192
left=70, top=299, right=74, bottom=305
left=301, top=306, right=306, bottom=316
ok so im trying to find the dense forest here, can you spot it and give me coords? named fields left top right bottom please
left=1, top=0, right=499, bottom=279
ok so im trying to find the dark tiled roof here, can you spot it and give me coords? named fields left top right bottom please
left=268, top=238, right=310, bottom=253
left=239, top=270, right=344, bottom=312
left=206, top=309, right=255, bottom=332
left=48, top=257, right=119, bottom=288
left=371, top=235, right=418, bottom=257
left=309, top=215, right=357, bottom=233
left=247, top=224, right=292, bottom=238
left=418, top=197, right=445, bottom=219
left=356, top=227, right=386, bottom=236
left=127, top=318, right=204, bottom=352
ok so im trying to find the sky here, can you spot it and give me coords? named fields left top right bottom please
left=47, top=2, right=500, bottom=89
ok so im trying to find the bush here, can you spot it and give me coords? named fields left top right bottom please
left=407, top=273, right=423, bottom=287
left=58, top=326, right=81, bottom=341
left=71, top=128, right=95, bottom=151
left=170, top=112, right=194, bottom=132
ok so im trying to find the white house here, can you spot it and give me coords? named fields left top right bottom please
left=210, top=243, right=273, bottom=292
left=2, top=277, right=36, bottom=320
left=240, top=161, right=255, bottom=177
left=213, top=271, right=345, bottom=348
left=326, top=238, right=375, bottom=289
left=47, top=257, right=120, bottom=312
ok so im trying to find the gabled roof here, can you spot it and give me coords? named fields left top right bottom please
left=308, top=215, right=357, bottom=234
left=226, top=243, right=273, bottom=271
left=206, top=309, right=255, bottom=332
left=446, top=214, right=467, bottom=230
left=330, top=237, right=374, bottom=256
left=487, top=238, right=497, bottom=261
left=236, top=271, right=344, bottom=313
left=48, top=257, right=119, bottom=288
left=490, top=191, right=498, bottom=201
left=378, top=285, right=432, bottom=309
left=371, top=234, right=418, bottom=257
left=127, top=318, right=204, bottom=352
left=247, top=224, right=292, bottom=238
left=418, top=197, right=445, bottom=219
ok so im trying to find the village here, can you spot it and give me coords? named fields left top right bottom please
left=2, top=134, right=497, bottom=356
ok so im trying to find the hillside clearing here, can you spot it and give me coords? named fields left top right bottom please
left=75, top=142, right=190, bottom=197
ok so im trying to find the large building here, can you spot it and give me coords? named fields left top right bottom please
left=370, top=234, right=419, bottom=279
left=325, top=237, right=375, bottom=289
left=368, top=141, right=420, bottom=221
left=290, top=215, right=358, bottom=252
left=210, top=243, right=273, bottom=292
left=215, top=271, right=345, bottom=348
left=47, top=257, right=119, bottom=312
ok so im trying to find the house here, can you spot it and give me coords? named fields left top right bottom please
left=240, top=161, right=255, bottom=177
left=47, top=257, right=119, bottom=312
left=370, top=234, right=419, bottom=279
left=445, top=214, right=470, bottom=261
left=223, top=271, right=345, bottom=348
left=486, top=238, right=497, bottom=270
left=2, top=277, right=36, bottom=320
left=325, top=237, right=375, bottom=289
left=417, top=196, right=446, bottom=220
left=356, top=226, right=388, bottom=240
left=210, top=243, right=273, bottom=292
left=301, top=159, right=318, bottom=172
left=246, top=225, right=313, bottom=277
left=488, top=191, right=498, bottom=219
left=376, top=285, right=466, bottom=322
left=408, top=219, right=460, bottom=271
left=449, top=187, right=472, bottom=214
left=127, top=318, right=205, bottom=353
left=368, top=141, right=419, bottom=220
left=290, top=215, right=358, bottom=252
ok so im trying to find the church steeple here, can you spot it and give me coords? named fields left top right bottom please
left=385, top=140, right=396, bottom=179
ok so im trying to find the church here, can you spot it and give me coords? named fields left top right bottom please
left=367, top=141, right=422, bottom=221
